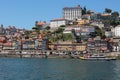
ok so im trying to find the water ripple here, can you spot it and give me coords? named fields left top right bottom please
left=0, top=58, right=119, bottom=80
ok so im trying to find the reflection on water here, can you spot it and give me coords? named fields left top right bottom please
left=113, top=61, right=120, bottom=79
left=0, top=58, right=119, bottom=80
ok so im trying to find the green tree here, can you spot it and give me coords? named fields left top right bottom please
left=82, top=6, right=87, bottom=15
left=55, top=27, right=64, bottom=33
left=86, top=10, right=91, bottom=14
left=111, top=11, right=119, bottom=17
left=60, top=25, right=66, bottom=28
left=94, top=26, right=102, bottom=36
left=101, top=35, right=106, bottom=39
left=105, top=8, right=112, bottom=13
left=63, top=33, right=72, bottom=41
left=32, top=26, right=38, bottom=30
left=73, top=21, right=78, bottom=25
left=45, top=26, right=50, bottom=30
left=50, top=28, right=65, bottom=42
left=110, top=20, right=120, bottom=27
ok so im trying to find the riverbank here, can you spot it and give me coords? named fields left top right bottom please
left=0, top=50, right=81, bottom=59
left=0, top=54, right=80, bottom=59
left=0, top=50, right=120, bottom=59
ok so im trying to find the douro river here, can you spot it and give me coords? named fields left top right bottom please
left=0, top=58, right=119, bottom=80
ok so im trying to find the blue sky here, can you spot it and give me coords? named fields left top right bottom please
left=0, top=0, right=120, bottom=30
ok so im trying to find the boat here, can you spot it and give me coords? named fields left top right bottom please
left=80, top=54, right=116, bottom=61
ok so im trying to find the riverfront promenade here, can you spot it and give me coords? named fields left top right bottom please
left=0, top=50, right=120, bottom=59
left=0, top=50, right=80, bottom=58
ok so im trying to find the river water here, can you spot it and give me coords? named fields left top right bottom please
left=0, top=58, right=120, bottom=80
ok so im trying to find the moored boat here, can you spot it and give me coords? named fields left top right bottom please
left=80, top=54, right=116, bottom=61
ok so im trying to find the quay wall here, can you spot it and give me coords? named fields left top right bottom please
left=0, top=54, right=78, bottom=59
left=0, top=50, right=80, bottom=58
left=0, top=50, right=120, bottom=59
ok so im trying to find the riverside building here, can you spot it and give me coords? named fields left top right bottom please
left=63, top=5, right=82, bottom=20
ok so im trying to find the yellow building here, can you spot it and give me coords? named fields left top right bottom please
left=49, top=43, right=86, bottom=51
left=77, top=19, right=90, bottom=25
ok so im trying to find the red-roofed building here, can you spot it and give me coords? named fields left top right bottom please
left=35, top=21, right=49, bottom=30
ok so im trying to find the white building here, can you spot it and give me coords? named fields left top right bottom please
left=50, top=18, right=68, bottom=28
left=105, top=31, right=112, bottom=37
left=82, top=14, right=91, bottom=20
left=63, top=5, right=82, bottom=20
left=63, top=27, right=73, bottom=34
left=114, top=25, right=120, bottom=37
left=90, top=21, right=104, bottom=29
left=63, top=26, right=95, bottom=34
